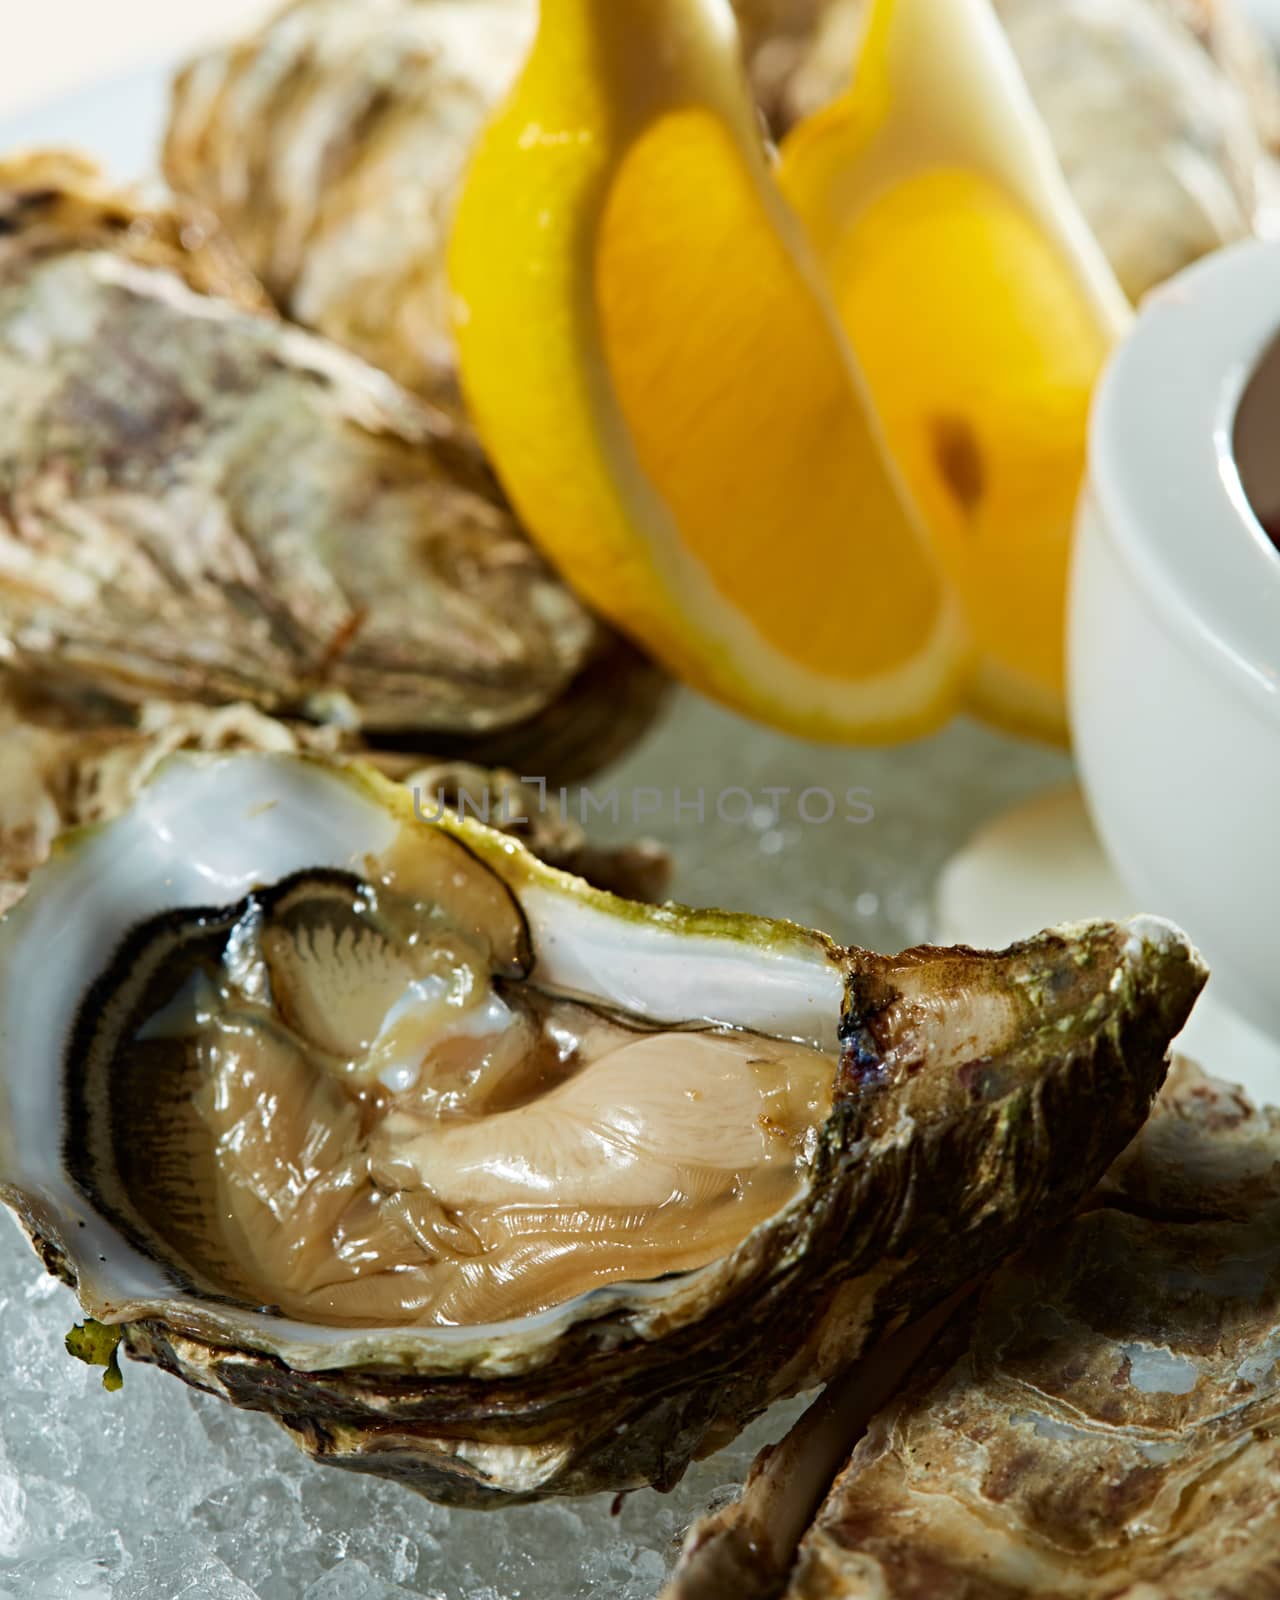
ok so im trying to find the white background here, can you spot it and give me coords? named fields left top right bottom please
left=0, top=0, right=273, bottom=118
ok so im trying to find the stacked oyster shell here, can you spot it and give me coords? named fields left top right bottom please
left=0, top=150, right=665, bottom=817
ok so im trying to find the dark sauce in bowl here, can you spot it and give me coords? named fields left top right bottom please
left=1233, top=327, right=1280, bottom=555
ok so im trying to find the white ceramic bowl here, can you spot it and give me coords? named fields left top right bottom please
left=1070, top=239, right=1280, bottom=1042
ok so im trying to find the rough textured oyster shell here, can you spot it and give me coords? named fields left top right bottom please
left=163, top=0, right=1280, bottom=399
left=164, top=0, right=536, bottom=411
left=0, top=681, right=344, bottom=916
left=0, top=149, right=269, bottom=310
left=0, top=753, right=1201, bottom=1505
left=1177, top=0, right=1280, bottom=150
left=780, top=1060, right=1280, bottom=1599
left=401, top=757, right=671, bottom=903
left=0, top=155, right=663, bottom=779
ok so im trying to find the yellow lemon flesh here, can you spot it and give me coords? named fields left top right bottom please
left=450, top=0, right=966, bottom=744
left=780, top=0, right=1132, bottom=739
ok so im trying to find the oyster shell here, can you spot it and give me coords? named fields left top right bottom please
left=777, top=1060, right=1280, bottom=1599
left=0, top=752, right=1201, bottom=1504
left=163, top=0, right=1280, bottom=400
left=0, top=154, right=663, bottom=780
left=164, top=0, right=537, bottom=412
left=0, top=680, right=345, bottom=917
left=0, top=149, right=269, bottom=310
left=401, top=757, right=671, bottom=903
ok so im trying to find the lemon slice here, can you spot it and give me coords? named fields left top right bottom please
left=780, top=0, right=1133, bottom=739
left=449, top=0, right=968, bottom=744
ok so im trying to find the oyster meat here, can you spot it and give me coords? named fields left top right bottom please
left=163, top=0, right=1280, bottom=401
left=0, top=154, right=663, bottom=781
left=0, top=753, right=1201, bottom=1504
left=777, top=1060, right=1280, bottom=1599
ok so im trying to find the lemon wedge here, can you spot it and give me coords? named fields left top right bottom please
left=449, top=0, right=968, bottom=744
left=780, top=0, right=1133, bottom=739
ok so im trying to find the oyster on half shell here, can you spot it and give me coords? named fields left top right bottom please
left=0, top=154, right=663, bottom=782
left=0, top=754, right=1202, bottom=1504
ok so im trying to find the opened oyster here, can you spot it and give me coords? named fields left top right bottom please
left=776, top=1061, right=1280, bottom=1597
left=0, top=154, right=662, bottom=780
left=0, top=752, right=1201, bottom=1504
left=163, top=0, right=1279, bottom=403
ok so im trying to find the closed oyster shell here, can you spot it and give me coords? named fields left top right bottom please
left=165, top=0, right=537, bottom=411
left=996, top=0, right=1280, bottom=300
left=0, top=753, right=1202, bottom=1505
left=0, top=154, right=663, bottom=778
left=781, top=1060, right=1280, bottom=1600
